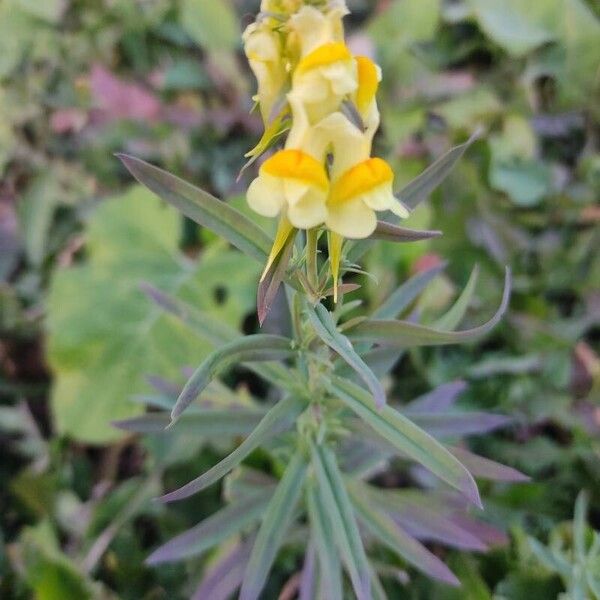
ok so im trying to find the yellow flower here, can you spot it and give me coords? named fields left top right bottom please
left=353, top=55, right=382, bottom=133
left=247, top=149, right=329, bottom=229
left=291, top=42, right=358, bottom=122
left=243, top=22, right=287, bottom=124
left=287, top=4, right=348, bottom=58
left=326, top=158, right=409, bottom=239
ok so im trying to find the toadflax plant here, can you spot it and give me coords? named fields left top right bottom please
left=116, top=1, right=523, bottom=598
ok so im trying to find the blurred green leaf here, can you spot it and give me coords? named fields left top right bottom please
left=47, top=186, right=260, bottom=443
left=179, top=0, right=239, bottom=52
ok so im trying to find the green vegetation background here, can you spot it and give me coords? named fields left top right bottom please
left=0, top=0, right=598, bottom=598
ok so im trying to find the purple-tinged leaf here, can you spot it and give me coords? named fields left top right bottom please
left=159, top=396, right=305, bottom=503
left=405, top=411, right=512, bottom=438
left=257, top=229, right=296, bottom=326
left=192, top=539, right=254, bottom=600
left=404, top=381, right=467, bottom=413
left=370, top=222, right=442, bottom=243
left=329, top=377, right=482, bottom=508
left=299, top=544, right=318, bottom=600
left=448, top=514, right=509, bottom=548
left=449, top=446, right=530, bottom=482
left=146, top=375, right=180, bottom=398
left=147, top=494, right=269, bottom=565
left=349, top=482, right=460, bottom=587
left=348, top=268, right=511, bottom=347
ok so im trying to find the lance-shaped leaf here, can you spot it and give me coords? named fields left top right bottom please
left=307, top=303, right=386, bottom=408
left=432, top=265, right=479, bottom=330
left=240, top=453, right=307, bottom=600
left=404, top=410, right=512, bottom=438
left=370, top=222, right=442, bottom=243
left=348, top=268, right=511, bottom=347
left=306, top=486, right=344, bottom=600
left=171, top=335, right=295, bottom=422
left=348, top=482, right=460, bottom=586
left=159, top=396, right=306, bottom=503
left=299, top=544, right=319, bottom=600
left=192, top=539, right=254, bottom=600
left=114, top=408, right=266, bottom=436
left=147, top=492, right=270, bottom=565
left=118, top=154, right=271, bottom=262
left=397, top=129, right=482, bottom=209
left=257, top=228, right=296, bottom=326
left=311, top=444, right=372, bottom=600
left=329, top=377, right=481, bottom=507
left=373, top=262, right=447, bottom=320
left=449, top=447, right=530, bottom=482
left=142, top=284, right=296, bottom=390
left=404, top=380, right=467, bottom=413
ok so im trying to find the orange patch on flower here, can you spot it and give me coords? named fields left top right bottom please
left=329, top=158, right=394, bottom=205
left=296, top=42, right=352, bottom=75
left=355, top=56, right=380, bottom=113
left=261, top=149, right=329, bottom=190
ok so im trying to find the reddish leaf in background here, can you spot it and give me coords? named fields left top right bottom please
left=90, top=64, right=162, bottom=122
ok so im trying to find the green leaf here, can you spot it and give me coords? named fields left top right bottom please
left=114, top=408, right=266, bottom=436
left=179, top=0, right=239, bottom=53
left=240, top=453, right=307, bottom=600
left=159, top=396, right=306, bottom=503
left=348, top=481, right=460, bottom=586
left=328, top=376, right=481, bottom=507
left=47, top=186, right=260, bottom=443
left=490, top=159, right=552, bottom=207
left=573, top=491, right=589, bottom=562
left=373, top=262, right=447, bottom=320
left=528, top=537, right=572, bottom=579
left=147, top=492, right=270, bottom=565
left=14, top=0, right=66, bottom=23
left=311, top=444, right=371, bottom=600
left=306, top=484, right=344, bottom=600
left=118, top=154, right=271, bottom=263
left=171, top=335, right=294, bottom=422
left=370, top=222, right=443, bottom=243
left=433, top=265, right=479, bottom=330
left=141, top=285, right=297, bottom=391
left=348, top=268, right=510, bottom=347
left=397, top=130, right=482, bottom=209
left=306, top=303, right=386, bottom=408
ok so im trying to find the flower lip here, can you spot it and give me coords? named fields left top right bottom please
left=261, top=149, right=329, bottom=190
left=355, top=56, right=380, bottom=114
left=329, top=157, right=394, bottom=205
left=295, top=42, right=353, bottom=75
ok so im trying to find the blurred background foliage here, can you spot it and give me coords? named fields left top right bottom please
left=0, top=0, right=598, bottom=598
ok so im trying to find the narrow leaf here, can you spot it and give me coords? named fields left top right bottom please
left=404, top=380, right=467, bottom=413
left=192, top=539, right=254, bottom=600
left=311, top=444, right=372, bottom=600
left=370, top=222, right=442, bottom=243
left=299, top=544, right=319, bottom=600
left=433, top=265, right=479, bottom=330
left=114, top=408, right=265, bottom=436
left=405, top=411, right=512, bottom=438
left=329, top=377, right=482, bottom=507
left=306, top=484, right=344, bottom=600
left=118, top=154, right=271, bottom=262
left=307, top=303, right=386, bottom=408
left=240, top=453, right=307, bottom=600
left=142, top=284, right=296, bottom=390
left=349, top=268, right=511, bottom=347
left=349, top=482, right=460, bottom=586
left=147, top=493, right=269, bottom=564
left=159, top=396, right=306, bottom=502
left=171, top=335, right=294, bottom=422
left=257, top=228, right=296, bottom=326
left=373, top=262, right=447, bottom=320
left=449, top=447, right=530, bottom=482
left=397, top=129, right=482, bottom=209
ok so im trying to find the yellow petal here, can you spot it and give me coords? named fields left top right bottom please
left=296, top=42, right=352, bottom=75
left=326, top=195, right=376, bottom=239
left=261, top=149, right=329, bottom=190
left=328, top=231, right=344, bottom=303
left=247, top=173, right=285, bottom=217
left=261, top=217, right=295, bottom=281
left=329, top=157, right=394, bottom=206
left=355, top=56, right=381, bottom=114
